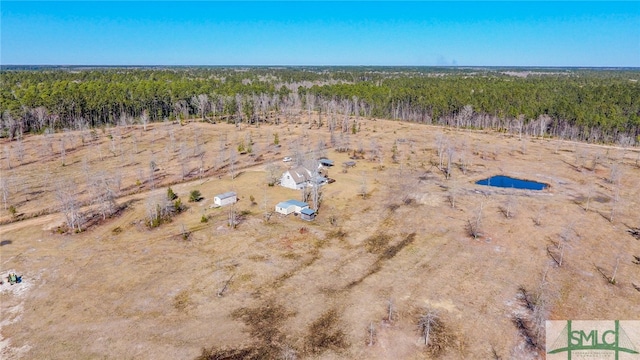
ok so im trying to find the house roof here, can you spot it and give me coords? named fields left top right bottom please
left=300, top=208, right=316, bottom=215
left=286, top=167, right=313, bottom=184
left=215, top=191, right=237, bottom=199
left=286, top=199, right=309, bottom=208
left=276, top=201, right=293, bottom=208
left=276, top=200, right=309, bottom=208
left=319, top=159, right=334, bottom=166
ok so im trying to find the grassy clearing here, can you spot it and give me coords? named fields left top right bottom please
left=1, top=116, right=639, bottom=359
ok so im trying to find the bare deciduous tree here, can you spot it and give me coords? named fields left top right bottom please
left=192, top=94, right=210, bottom=120
left=44, top=128, right=55, bottom=156
left=445, top=143, right=455, bottom=179
left=228, top=203, right=237, bottom=228
left=0, top=175, right=10, bottom=210
left=447, top=181, right=460, bottom=208
left=131, top=133, right=138, bottom=154
left=532, top=206, right=544, bottom=226
left=229, top=147, right=237, bottom=179
left=596, top=255, right=622, bottom=285
left=149, top=159, right=158, bottom=189
left=385, top=298, right=397, bottom=324
left=435, top=132, right=447, bottom=170
left=514, top=270, right=553, bottom=354
left=198, top=151, right=206, bottom=178
left=33, top=106, right=48, bottom=131
left=549, top=221, right=575, bottom=267
left=15, top=140, right=25, bottom=165
left=418, top=309, right=439, bottom=346
left=140, top=110, right=149, bottom=131
left=608, top=163, right=623, bottom=222
left=179, top=142, right=189, bottom=180
left=609, top=162, right=622, bottom=185
left=311, top=182, right=322, bottom=211
left=89, top=171, right=118, bottom=220
left=520, top=135, right=528, bottom=155
left=367, top=321, right=376, bottom=346
left=217, top=274, right=235, bottom=297
left=55, top=178, right=82, bottom=232
left=265, top=162, right=281, bottom=186
left=359, top=171, right=368, bottom=199
left=459, top=147, right=469, bottom=175
left=216, top=134, right=227, bottom=170
left=583, top=183, right=594, bottom=212
left=174, top=100, right=189, bottom=120
left=500, top=194, right=518, bottom=219
left=610, top=256, right=620, bottom=285
left=59, top=136, right=66, bottom=164
left=193, top=129, right=204, bottom=157
left=316, top=139, right=327, bottom=159
left=3, top=145, right=11, bottom=170
left=467, top=201, right=484, bottom=239
left=145, top=194, right=172, bottom=226
left=180, top=223, right=190, bottom=240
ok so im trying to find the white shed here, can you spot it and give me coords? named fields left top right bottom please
left=275, top=201, right=296, bottom=215
left=275, top=199, right=309, bottom=215
left=214, top=191, right=237, bottom=207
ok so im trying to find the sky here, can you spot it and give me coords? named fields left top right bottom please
left=1, top=1, right=639, bottom=67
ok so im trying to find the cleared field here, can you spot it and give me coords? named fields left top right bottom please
left=1, top=117, right=639, bottom=359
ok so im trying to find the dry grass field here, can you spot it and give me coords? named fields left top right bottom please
left=1, top=116, right=639, bottom=359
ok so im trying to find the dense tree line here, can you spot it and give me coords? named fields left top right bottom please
left=1, top=67, right=638, bottom=145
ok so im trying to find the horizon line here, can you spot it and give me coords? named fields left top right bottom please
left=3, top=65, right=640, bottom=69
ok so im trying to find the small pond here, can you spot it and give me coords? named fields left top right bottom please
left=475, top=175, right=548, bottom=190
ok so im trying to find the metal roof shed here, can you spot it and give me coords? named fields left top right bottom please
left=300, top=208, right=316, bottom=221
left=214, top=191, right=237, bottom=207
left=319, top=159, right=334, bottom=167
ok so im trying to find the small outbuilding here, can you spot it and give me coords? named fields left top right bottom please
left=300, top=208, right=316, bottom=221
left=275, top=201, right=296, bottom=215
left=319, top=158, right=334, bottom=167
left=213, top=191, right=237, bottom=207
left=275, top=199, right=309, bottom=215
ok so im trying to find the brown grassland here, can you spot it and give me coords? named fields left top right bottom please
left=1, top=116, right=639, bottom=359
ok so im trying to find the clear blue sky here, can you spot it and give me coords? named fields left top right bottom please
left=2, top=1, right=639, bottom=66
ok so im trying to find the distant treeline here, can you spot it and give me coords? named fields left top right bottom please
left=1, top=67, right=639, bottom=145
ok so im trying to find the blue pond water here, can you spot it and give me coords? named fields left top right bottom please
left=475, top=176, right=548, bottom=190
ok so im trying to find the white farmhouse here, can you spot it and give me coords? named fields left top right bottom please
left=280, top=167, right=314, bottom=190
left=213, top=191, right=237, bottom=207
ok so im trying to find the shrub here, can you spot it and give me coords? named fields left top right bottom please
left=200, top=215, right=208, bottom=223
left=167, top=187, right=177, bottom=201
left=173, top=290, right=190, bottom=310
left=189, top=190, right=202, bottom=202
left=174, top=198, right=184, bottom=212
